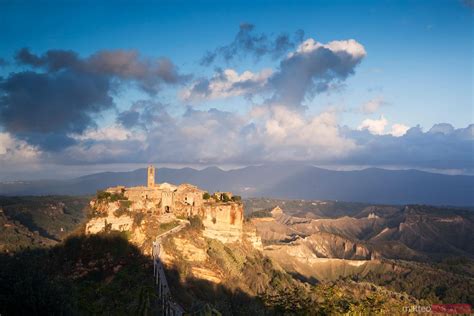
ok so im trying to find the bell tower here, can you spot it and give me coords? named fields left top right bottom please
left=147, top=165, right=155, bottom=187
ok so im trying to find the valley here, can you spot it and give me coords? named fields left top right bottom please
left=248, top=198, right=474, bottom=305
left=0, top=194, right=473, bottom=314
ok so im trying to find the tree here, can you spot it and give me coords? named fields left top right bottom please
left=231, top=195, right=242, bottom=202
left=203, top=192, right=211, bottom=200
left=222, top=193, right=230, bottom=202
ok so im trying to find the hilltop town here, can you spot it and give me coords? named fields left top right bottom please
left=85, top=165, right=260, bottom=249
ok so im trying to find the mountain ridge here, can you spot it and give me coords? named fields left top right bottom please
left=1, top=164, right=473, bottom=206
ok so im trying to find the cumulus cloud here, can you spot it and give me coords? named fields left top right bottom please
left=0, top=132, right=39, bottom=163
left=0, top=48, right=187, bottom=151
left=428, top=123, right=455, bottom=134
left=269, top=38, right=366, bottom=107
left=0, top=70, right=113, bottom=150
left=54, top=101, right=474, bottom=173
left=200, top=23, right=304, bottom=65
left=358, top=115, right=388, bottom=135
left=1, top=41, right=470, bottom=175
left=181, top=68, right=272, bottom=101
left=15, top=48, right=189, bottom=94
left=391, top=123, right=410, bottom=137
left=250, top=105, right=356, bottom=161
left=75, top=101, right=356, bottom=165
left=344, top=124, right=474, bottom=170
left=116, top=100, right=173, bottom=131
left=189, top=37, right=367, bottom=107
left=358, top=115, right=409, bottom=137
left=1, top=94, right=471, bottom=173
left=71, top=125, right=145, bottom=142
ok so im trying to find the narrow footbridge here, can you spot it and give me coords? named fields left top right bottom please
left=152, top=219, right=189, bottom=316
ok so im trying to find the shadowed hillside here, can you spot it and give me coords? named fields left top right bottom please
left=0, top=230, right=419, bottom=315
left=0, top=232, right=159, bottom=315
left=0, top=196, right=90, bottom=252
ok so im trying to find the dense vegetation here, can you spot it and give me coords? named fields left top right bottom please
left=359, top=258, right=474, bottom=305
left=247, top=209, right=273, bottom=218
left=244, top=198, right=375, bottom=218
left=0, top=232, right=158, bottom=315
left=0, top=196, right=90, bottom=252
left=96, top=190, right=127, bottom=202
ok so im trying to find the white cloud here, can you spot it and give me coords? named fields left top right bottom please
left=182, top=37, right=366, bottom=107
left=181, top=68, right=272, bottom=101
left=63, top=104, right=357, bottom=165
left=358, top=116, right=409, bottom=137
left=249, top=105, right=357, bottom=161
left=71, top=125, right=146, bottom=142
left=358, top=115, right=388, bottom=135
left=271, top=37, right=366, bottom=107
left=292, top=38, right=366, bottom=60
left=390, top=123, right=410, bottom=137
left=0, top=132, right=39, bottom=162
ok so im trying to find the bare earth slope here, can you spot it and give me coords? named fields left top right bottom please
left=249, top=199, right=474, bottom=305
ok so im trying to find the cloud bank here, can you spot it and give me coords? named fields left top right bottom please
left=0, top=48, right=188, bottom=151
left=45, top=102, right=472, bottom=173
left=0, top=28, right=471, bottom=178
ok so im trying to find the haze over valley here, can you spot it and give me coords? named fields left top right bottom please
left=2, top=164, right=474, bottom=206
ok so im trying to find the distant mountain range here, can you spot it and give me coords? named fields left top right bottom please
left=1, top=164, right=473, bottom=206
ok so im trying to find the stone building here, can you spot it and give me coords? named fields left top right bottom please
left=103, top=165, right=244, bottom=242
left=106, top=165, right=205, bottom=216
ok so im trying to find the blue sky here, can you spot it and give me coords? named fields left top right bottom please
left=0, top=0, right=472, bottom=179
left=1, top=0, right=472, bottom=126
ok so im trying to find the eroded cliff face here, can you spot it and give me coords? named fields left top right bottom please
left=85, top=194, right=259, bottom=251
left=201, top=202, right=243, bottom=243
left=85, top=198, right=170, bottom=253
left=251, top=207, right=388, bottom=282
left=157, top=218, right=418, bottom=314
left=86, top=200, right=134, bottom=234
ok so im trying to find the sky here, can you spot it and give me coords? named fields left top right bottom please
left=0, top=0, right=472, bottom=180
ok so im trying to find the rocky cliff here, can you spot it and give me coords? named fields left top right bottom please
left=84, top=191, right=259, bottom=251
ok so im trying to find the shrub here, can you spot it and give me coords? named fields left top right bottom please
left=88, top=208, right=107, bottom=219
left=96, top=190, right=127, bottom=202
left=202, top=192, right=211, bottom=200
left=222, top=193, right=230, bottom=202
left=120, top=200, right=132, bottom=208
left=133, top=212, right=145, bottom=226
left=248, top=210, right=272, bottom=218
left=96, top=190, right=111, bottom=200
left=231, top=195, right=242, bottom=202
left=109, top=193, right=126, bottom=202
left=189, top=215, right=204, bottom=231
left=113, top=203, right=131, bottom=217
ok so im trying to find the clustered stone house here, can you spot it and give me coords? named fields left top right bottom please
left=106, top=166, right=205, bottom=215
left=105, top=165, right=243, bottom=242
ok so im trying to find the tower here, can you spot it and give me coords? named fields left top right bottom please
left=147, top=165, right=155, bottom=187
